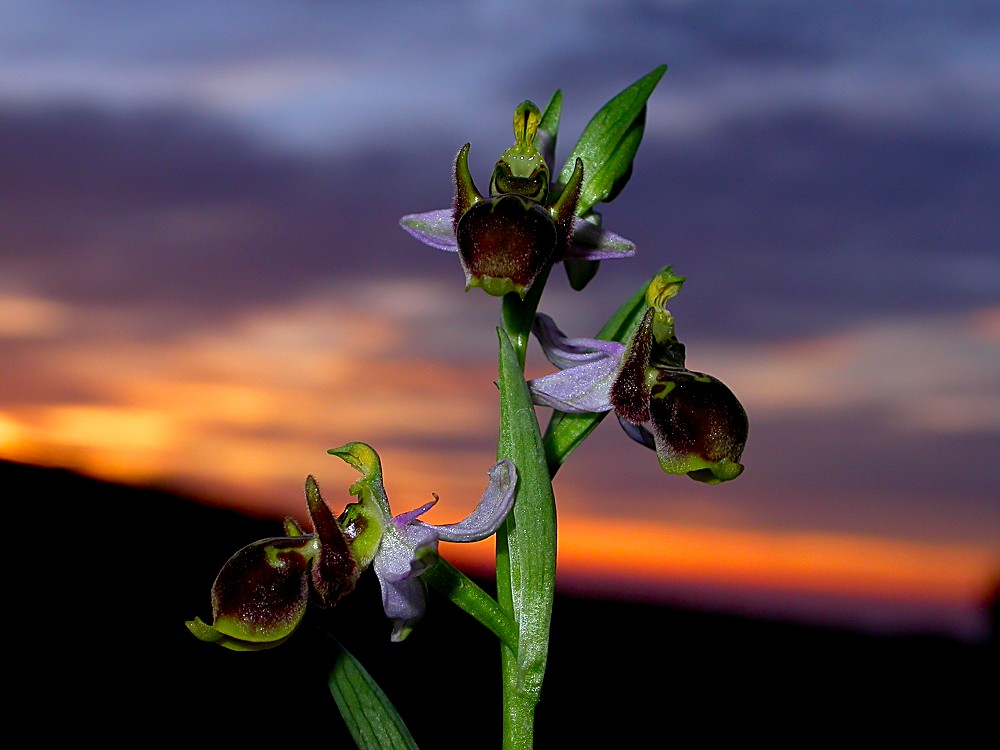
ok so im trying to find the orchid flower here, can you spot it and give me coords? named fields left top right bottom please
left=186, top=475, right=359, bottom=651
left=400, top=100, right=635, bottom=299
left=187, top=446, right=516, bottom=650
left=329, top=442, right=517, bottom=642
left=529, top=269, right=749, bottom=484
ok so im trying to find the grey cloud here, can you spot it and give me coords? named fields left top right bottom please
left=2, top=90, right=997, bottom=347
left=0, top=103, right=458, bottom=336
left=598, top=108, right=1000, bottom=341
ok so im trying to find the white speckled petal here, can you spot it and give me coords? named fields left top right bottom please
left=373, top=524, right=438, bottom=642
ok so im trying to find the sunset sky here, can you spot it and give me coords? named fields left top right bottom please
left=2, top=1, right=997, bottom=641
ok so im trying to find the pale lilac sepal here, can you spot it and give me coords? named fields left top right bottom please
left=399, top=209, right=458, bottom=252
left=416, top=459, right=516, bottom=542
left=528, top=359, right=618, bottom=413
left=533, top=313, right=624, bottom=369
left=565, top=218, right=635, bottom=260
left=374, top=521, right=438, bottom=642
left=375, top=459, right=516, bottom=640
left=399, top=209, right=634, bottom=261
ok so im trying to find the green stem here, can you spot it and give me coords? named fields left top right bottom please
left=491, top=263, right=650, bottom=748
left=543, top=410, right=610, bottom=478
left=496, top=277, right=555, bottom=750
left=500, top=266, right=550, bottom=367
left=424, top=559, right=518, bottom=651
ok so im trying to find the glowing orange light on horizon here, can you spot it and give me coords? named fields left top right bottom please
left=2, top=293, right=996, bottom=627
left=444, top=517, right=997, bottom=607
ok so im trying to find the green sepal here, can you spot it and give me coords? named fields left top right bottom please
left=453, top=143, right=484, bottom=223
left=328, top=442, right=390, bottom=571
left=556, top=65, right=666, bottom=215
left=564, top=259, right=600, bottom=291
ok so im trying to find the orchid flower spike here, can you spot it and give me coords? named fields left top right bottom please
left=186, top=476, right=359, bottom=651
left=399, top=100, right=635, bottom=299
left=329, top=442, right=517, bottom=641
left=529, top=269, right=749, bottom=484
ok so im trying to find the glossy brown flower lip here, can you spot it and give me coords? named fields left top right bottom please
left=455, top=194, right=559, bottom=297
left=185, top=475, right=359, bottom=651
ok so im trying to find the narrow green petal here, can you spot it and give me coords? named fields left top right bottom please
left=535, top=90, right=562, bottom=155
left=454, top=143, right=484, bottom=220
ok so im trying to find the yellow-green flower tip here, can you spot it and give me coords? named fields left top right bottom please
left=657, top=452, right=745, bottom=485
left=186, top=617, right=295, bottom=651
left=328, top=442, right=382, bottom=479
left=646, top=267, right=686, bottom=311
left=467, top=273, right=525, bottom=299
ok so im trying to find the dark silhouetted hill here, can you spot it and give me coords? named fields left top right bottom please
left=7, top=459, right=993, bottom=747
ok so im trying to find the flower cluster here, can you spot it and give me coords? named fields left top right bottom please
left=187, top=67, right=749, bottom=679
left=186, top=65, right=749, bottom=750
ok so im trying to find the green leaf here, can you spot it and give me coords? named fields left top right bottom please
left=557, top=65, right=667, bottom=215
left=543, top=268, right=664, bottom=474
left=496, top=327, right=556, bottom=698
left=327, top=635, right=419, bottom=750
